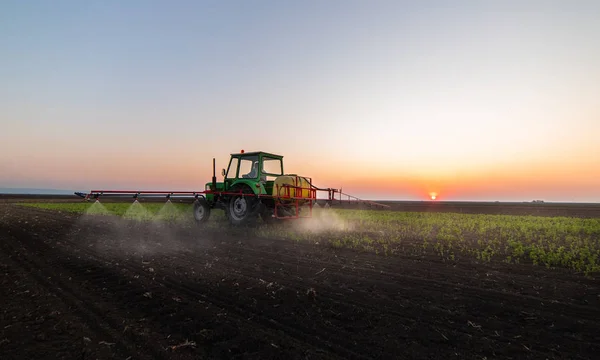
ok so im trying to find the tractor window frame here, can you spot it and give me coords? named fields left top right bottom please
left=261, top=156, right=283, bottom=177
left=225, top=157, right=239, bottom=179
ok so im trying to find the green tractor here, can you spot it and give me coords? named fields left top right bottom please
left=193, top=150, right=315, bottom=226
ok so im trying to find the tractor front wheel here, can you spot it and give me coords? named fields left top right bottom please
left=193, top=197, right=211, bottom=224
left=227, top=185, right=257, bottom=226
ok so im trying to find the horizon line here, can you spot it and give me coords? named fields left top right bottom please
left=0, top=187, right=598, bottom=204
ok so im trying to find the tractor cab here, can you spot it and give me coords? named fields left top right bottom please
left=222, top=151, right=284, bottom=195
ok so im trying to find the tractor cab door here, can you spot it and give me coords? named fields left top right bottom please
left=238, top=156, right=260, bottom=179
left=223, top=157, right=239, bottom=190
left=224, top=155, right=260, bottom=181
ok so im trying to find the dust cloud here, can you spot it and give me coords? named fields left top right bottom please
left=293, top=206, right=354, bottom=234
left=70, top=201, right=355, bottom=259
left=69, top=201, right=207, bottom=260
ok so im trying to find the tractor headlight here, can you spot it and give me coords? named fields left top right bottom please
left=205, top=184, right=211, bottom=191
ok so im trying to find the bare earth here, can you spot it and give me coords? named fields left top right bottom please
left=1, top=196, right=599, bottom=359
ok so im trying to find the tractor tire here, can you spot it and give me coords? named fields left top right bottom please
left=193, top=197, right=211, bottom=224
left=226, top=185, right=258, bottom=226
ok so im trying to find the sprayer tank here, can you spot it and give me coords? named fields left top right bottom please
left=272, top=175, right=312, bottom=204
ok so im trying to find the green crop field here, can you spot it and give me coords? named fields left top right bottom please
left=18, top=202, right=600, bottom=275
left=19, top=201, right=194, bottom=220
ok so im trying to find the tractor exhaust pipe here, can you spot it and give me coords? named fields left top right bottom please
left=212, top=158, right=217, bottom=191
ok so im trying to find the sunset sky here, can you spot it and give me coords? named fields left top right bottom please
left=1, top=1, right=599, bottom=201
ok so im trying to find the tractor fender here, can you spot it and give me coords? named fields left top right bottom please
left=229, top=180, right=266, bottom=196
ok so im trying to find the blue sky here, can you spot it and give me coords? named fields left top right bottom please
left=1, top=1, right=599, bottom=201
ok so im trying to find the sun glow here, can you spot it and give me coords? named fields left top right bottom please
left=430, top=193, right=437, bottom=200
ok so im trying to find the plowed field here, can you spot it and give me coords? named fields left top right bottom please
left=1, top=197, right=599, bottom=359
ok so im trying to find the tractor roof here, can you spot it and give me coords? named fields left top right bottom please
left=231, top=151, right=283, bottom=159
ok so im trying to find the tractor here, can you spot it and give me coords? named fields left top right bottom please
left=194, top=150, right=315, bottom=226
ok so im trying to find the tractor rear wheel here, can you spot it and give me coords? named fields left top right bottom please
left=227, top=185, right=258, bottom=226
left=193, top=197, right=211, bottom=224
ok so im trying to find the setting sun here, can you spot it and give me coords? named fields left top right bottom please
left=430, top=193, right=438, bottom=200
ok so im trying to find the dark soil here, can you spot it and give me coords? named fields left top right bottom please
left=1, top=197, right=599, bottom=359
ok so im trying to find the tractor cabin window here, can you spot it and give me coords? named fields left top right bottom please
left=239, top=156, right=259, bottom=179
left=262, top=157, right=283, bottom=181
